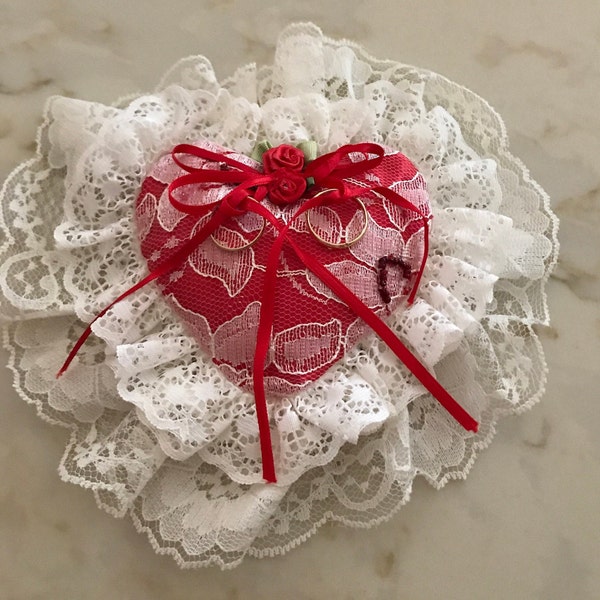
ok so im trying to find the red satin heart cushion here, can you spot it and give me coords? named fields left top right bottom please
left=135, top=141, right=431, bottom=395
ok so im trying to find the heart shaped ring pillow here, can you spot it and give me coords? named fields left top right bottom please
left=0, top=23, right=558, bottom=568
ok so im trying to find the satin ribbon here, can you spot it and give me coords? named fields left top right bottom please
left=57, top=142, right=478, bottom=483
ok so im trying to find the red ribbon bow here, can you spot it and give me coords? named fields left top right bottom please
left=58, top=142, right=478, bottom=483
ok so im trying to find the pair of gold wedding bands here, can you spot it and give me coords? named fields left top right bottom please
left=211, top=189, right=369, bottom=252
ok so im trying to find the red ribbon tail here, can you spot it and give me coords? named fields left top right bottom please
left=288, top=237, right=479, bottom=434
left=57, top=272, right=161, bottom=378
left=250, top=205, right=292, bottom=484
left=57, top=198, right=239, bottom=378
left=253, top=371, right=277, bottom=484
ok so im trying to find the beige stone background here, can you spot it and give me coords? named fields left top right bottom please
left=0, top=2, right=598, bottom=599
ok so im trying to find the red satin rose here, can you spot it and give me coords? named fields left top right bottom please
left=262, top=144, right=305, bottom=173
left=267, top=168, right=307, bottom=205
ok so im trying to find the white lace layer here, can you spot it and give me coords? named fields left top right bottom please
left=0, top=22, right=558, bottom=568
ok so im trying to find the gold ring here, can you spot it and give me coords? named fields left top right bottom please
left=306, top=189, right=369, bottom=249
left=210, top=203, right=266, bottom=252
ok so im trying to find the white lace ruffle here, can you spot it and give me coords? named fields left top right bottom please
left=0, top=22, right=558, bottom=568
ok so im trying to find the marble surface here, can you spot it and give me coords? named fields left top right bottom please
left=0, top=1, right=599, bottom=598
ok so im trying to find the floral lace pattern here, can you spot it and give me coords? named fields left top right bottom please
left=0, top=22, right=558, bottom=568
left=135, top=140, right=430, bottom=404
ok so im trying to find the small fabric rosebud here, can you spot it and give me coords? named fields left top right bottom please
left=267, top=169, right=307, bottom=205
left=262, top=144, right=305, bottom=173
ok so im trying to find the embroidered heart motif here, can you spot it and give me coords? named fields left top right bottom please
left=135, top=140, right=431, bottom=395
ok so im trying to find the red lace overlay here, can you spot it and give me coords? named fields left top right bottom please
left=135, top=141, right=429, bottom=395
